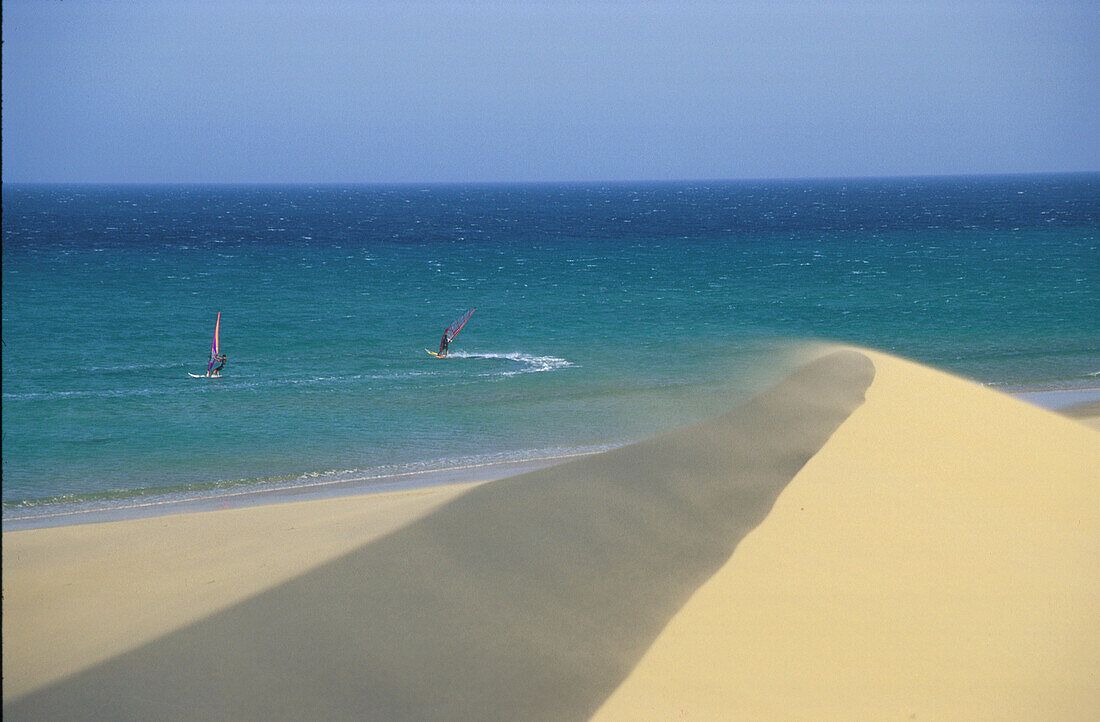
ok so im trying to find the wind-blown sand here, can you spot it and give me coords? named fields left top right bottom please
left=4, top=347, right=1097, bottom=719
left=594, top=349, right=1099, bottom=720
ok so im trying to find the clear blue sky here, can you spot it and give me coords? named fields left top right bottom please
left=3, top=0, right=1097, bottom=184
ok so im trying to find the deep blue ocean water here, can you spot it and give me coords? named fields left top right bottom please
left=3, top=176, right=1098, bottom=515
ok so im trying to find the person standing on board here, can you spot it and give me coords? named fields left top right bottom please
left=211, top=354, right=226, bottom=377
left=438, top=331, right=450, bottom=357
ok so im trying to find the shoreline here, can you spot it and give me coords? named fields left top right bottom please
left=1, top=450, right=606, bottom=532
left=1009, top=386, right=1100, bottom=411
left=4, top=387, right=1096, bottom=532
left=5, top=385, right=1098, bottom=532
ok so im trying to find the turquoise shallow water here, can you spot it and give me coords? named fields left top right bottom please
left=3, top=176, right=1098, bottom=515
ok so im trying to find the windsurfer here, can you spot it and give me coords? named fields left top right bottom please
left=428, top=309, right=473, bottom=359
left=211, top=354, right=226, bottom=377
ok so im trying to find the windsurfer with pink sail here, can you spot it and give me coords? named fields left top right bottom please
left=428, top=308, right=475, bottom=358
left=189, top=312, right=226, bottom=378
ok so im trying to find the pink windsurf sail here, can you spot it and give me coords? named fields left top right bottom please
left=207, top=312, right=221, bottom=375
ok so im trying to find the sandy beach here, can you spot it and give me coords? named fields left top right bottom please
left=2, top=484, right=479, bottom=702
left=4, top=347, right=1097, bottom=719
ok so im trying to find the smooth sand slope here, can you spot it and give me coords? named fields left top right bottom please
left=594, top=349, right=1100, bottom=720
left=2, top=484, right=479, bottom=700
left=4, top=350, right=873, bottom=720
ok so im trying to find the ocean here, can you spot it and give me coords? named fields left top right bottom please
left=3, top=175, right=1098, bottom=518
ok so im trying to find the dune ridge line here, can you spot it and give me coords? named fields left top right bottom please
left=594, top=347, right=1100, bottom=720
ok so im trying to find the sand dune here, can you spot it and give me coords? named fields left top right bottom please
left=594, top=349, right=1099, bottom=720
left=5, top=347, right=1096, bottom=720
left=4, top=349, right=872, bottom=719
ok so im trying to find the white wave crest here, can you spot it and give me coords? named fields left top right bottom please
left=84, top=362, right=189, bottom=373
left=443, top=351, right=574, bottom=376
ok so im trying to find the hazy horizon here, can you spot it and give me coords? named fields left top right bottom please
left=5, top=170, right=1099, bottom=189
left=4, top=1, right=1097, bottom=184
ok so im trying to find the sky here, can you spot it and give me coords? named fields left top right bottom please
left=2, top=0, right=1097, bottom=184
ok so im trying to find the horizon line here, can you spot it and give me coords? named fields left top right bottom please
left=5, top=170, right=1099, bottom=189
